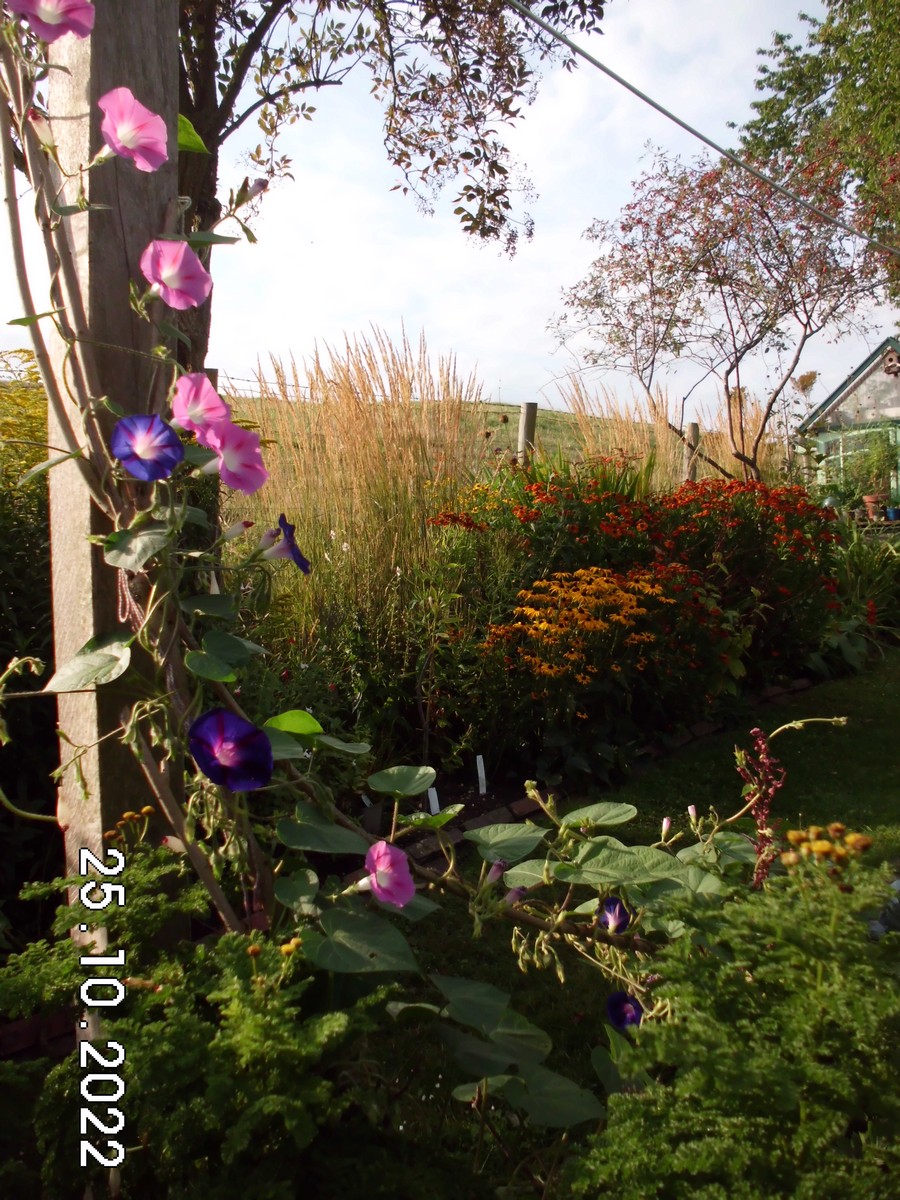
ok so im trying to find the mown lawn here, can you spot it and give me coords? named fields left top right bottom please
left=602, top=645, right=900, bottom=868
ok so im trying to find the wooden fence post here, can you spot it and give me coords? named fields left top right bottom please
left=45, top=0, right=179, bottom=878
left=518, top=401, right=538, bottom=466
left=684, top=421, right=700, bottom=481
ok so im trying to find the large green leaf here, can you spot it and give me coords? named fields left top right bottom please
left=555, top=837, right=689, bottom=888
left=463, top=822, right=547, bottom=865
left=488, top=1009, right=552, bottom=1066
left=308, top=910, right=418, bottom=973
left=503, top=1066, right=605, bottom=1127
left=560, top=802, right=637, bottom=828
left=103, top=523, right=170, bottom=571
left=43, top=632, right=132, bottom=693
left=273, top=869, right=319, bottom=915
left=179, top=593, right=238, bottom=619
left=276, top=801, right=369, bottom=856
left=315, top=734, right=371, bottom=756
left=265, top=729, right=312, bottom=762
left=501, top=858, right=548, bottom=889
left=440, top=1028, right=516, bottom=1077
left=184, top=649, right=236, bottom=682
left=366, top=765, right=436, bottom=797
left=431, top=974, right=510, bottom=1033
left=265, top=709, right=324, bottom=737
left=203, top=630, right=266, bottom=666
left=397, top=804, right=464, bottom=830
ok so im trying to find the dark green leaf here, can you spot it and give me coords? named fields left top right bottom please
left=309, top=909, right=419, bottom=973
left=463, top=822, right=547, bottom=864
left=367, top=765, right=436, bottom=797
left=103, top=523, right=170, bottom=571
left=276, top=802, right=369, bottom=855
left=184, top=649, right=236, bottom=682
left=179, top=593, right=238, bottom=619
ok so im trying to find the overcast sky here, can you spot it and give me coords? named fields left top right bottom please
left=2, top=0, right=896, bottom=415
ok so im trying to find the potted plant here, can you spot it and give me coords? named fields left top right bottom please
left=847, top=428, right=896, bottom=519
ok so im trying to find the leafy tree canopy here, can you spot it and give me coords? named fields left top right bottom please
left=738, top=0, right=900, bottom=256
left=553, top=148, right=885, bottom=479
left=169, top=1, right=608, bottom=365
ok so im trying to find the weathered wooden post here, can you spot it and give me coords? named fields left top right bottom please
left=518, top=401, right=538, bottom=466
left=45, top=0, right=179, bottom=878
left=684, top=421, right=700, bottom=481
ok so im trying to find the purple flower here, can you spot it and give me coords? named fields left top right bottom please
left=110, top=414, right=184, bottom=481
left=188, top=709, right=273, bottom=792
left=261, top=514, right=311, bottom=573
left=503, top=887, right=526, bottom=907
left=486, top=859, right=507, bottom=886
left=606, top=991, right=643, bottom=1031
left=598, top=896, right=630, bottom=935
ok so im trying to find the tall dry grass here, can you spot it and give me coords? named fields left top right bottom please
left=558, top=376, right=781, bottom=483
left=226, top=328, right=495, bottom=650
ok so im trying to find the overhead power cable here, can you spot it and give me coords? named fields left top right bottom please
left=504, top=0, right=900, bottom=262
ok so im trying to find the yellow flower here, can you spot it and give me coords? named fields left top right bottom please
left=786, top=829, right=809, bottom=846
left=844, top=832, right=873, bottom=854
left=808, top=839, right=834, bottom=859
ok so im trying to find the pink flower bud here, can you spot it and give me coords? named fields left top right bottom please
left=661, top=816, right=671, bottom=839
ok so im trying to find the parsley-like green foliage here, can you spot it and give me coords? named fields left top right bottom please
left=567, top=861, right=900, bottom=1198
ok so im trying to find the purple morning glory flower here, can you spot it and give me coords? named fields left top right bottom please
left=110, top=414, right=184, bottom=481
left=262, top=513, right=311, bottom=573
left=188, top=709, right=274, bottom=791
left=598, top=896, right=631, bottom=935
left=606, top=991, right=643, bottom=1031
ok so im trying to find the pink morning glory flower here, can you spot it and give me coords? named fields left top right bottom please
left=261, top=514, right=311, bottom=573
left=198, top=421, right=269, bottom=495
left=110, top=414, right=184, bottom=481
left=98, top=88, right=168, bottom=173
left=360, top=841, right=415, bottom=909
left=171, top=372, right=230, bottom=436
left=7, top=0, right=95, bottom=41
left=140, top=239, right=212, bottom=311
left=188, top=709, right=273, bottom=792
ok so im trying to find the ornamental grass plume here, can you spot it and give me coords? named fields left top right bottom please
left=98, top=87, right=168, bottom=172
left=188, top=709, right=274, bottom=792
left=7, top=0, right=95, bottom=42
left=110, top=413, right=184, bottom=481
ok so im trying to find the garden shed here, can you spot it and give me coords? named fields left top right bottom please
left=798, top=335, right=900, bottom=502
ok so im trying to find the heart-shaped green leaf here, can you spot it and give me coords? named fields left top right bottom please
left=367, top=765, right=437, bottom=798
left=463, top=822, right=548, bottom=865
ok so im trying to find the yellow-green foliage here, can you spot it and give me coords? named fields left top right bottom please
left=0, top=350, right=50, bottom=660
left=0, top=350, right=45, bottom=476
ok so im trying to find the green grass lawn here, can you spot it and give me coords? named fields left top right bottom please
left=603, top=645, right=900, bottom=869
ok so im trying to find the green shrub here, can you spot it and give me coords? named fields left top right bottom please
left=566, top=853, right=900, bottom=1199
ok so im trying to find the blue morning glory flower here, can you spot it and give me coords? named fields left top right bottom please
left=606, top=991, right=643, bottom=1031
left=110, top=414, right=184, bottom=481
left=188, top=708, right=274, bottom=792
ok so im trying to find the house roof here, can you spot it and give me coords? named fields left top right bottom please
left=797, top=335, right=900, bottom=433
